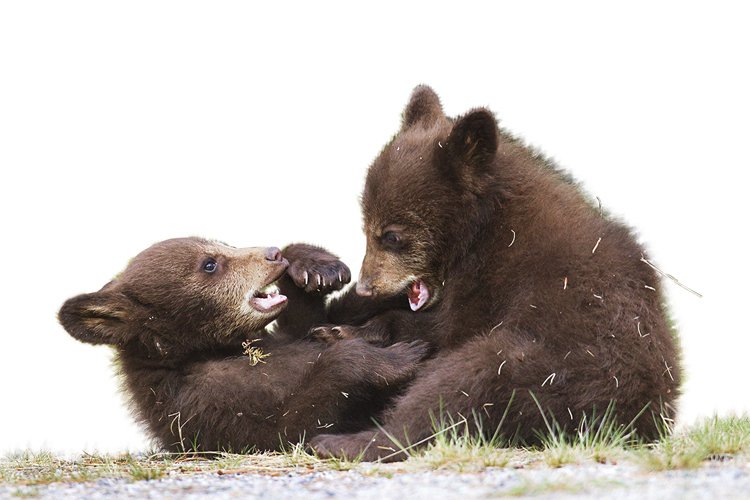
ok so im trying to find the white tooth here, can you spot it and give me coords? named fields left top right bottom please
left=259, top=283, right=279, bottom=295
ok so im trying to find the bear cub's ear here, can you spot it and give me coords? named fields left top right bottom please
left=440, top=108, right=499, bottom=186
left=58, top=288, right=138, bottom=346
left=402, top=85, right=446, bottom=130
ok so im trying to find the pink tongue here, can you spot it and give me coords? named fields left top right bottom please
left=407, top=280, right=430, bottom=311
left=251, top=292, right=288, bottom=312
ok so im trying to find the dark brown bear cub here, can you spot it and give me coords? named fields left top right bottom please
left=59, top=237, right=427, bottom=453
left=311, top=86, right=681, bottom=461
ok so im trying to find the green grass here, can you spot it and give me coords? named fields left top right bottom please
left=637, top=414, right=750, bottom=471
left=533, top=400, right=637, bottom=468
left=1, top=414, right=748, bottom=492
left=412, top=423, right=514, bottom=472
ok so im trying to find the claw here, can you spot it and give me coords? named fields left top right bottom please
left=303, top=271, right=309, bottom=286
left=316, top=274, right=321, bottom=286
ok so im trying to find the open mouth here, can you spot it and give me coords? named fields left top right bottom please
left=407, top=279, right=430, bottom=311
left=249, top=282, right=288, bottom=313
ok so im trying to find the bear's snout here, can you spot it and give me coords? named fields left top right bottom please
left=355, top=281, right=374, bottom=297
left=265, top=247, right=283, bottom=262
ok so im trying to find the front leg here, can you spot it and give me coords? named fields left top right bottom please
left=277, top=339, right=430, bottom=444
left=275, top=243, right=350, bottom=337
left=309, top=323, right=391, bottom=346
left=326, top=283, right=407, bottom=326
left=311, top=309, right=438, bottom=346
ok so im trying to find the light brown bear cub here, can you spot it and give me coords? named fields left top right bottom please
left=59, top=237, right=427, bottom=453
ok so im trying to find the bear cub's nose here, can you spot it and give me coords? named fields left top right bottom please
left=355, top=281, right=374, bottom=297
left=265, top=247, right=283, bottom=262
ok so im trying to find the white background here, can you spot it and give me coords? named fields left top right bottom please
left=1, top=1, right=747, bottom=456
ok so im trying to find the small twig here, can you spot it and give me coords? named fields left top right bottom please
left=640, top=254, right=703, bottom=298
left=637, top=322, right=650, bottom=338
left=482, top=403, right=493, bottom=418
left=592, top=237, right=602, bottom=254
left=497, top=360, right=507, bottom=375
left=662, top=357, right=675, bottom=382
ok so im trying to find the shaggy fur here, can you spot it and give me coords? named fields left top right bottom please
left=311, top=86, right=681, bottom=461
left=59, top=237, right=427, bottom=453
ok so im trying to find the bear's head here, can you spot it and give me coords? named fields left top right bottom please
left=357, top=85, right=500, bottom=311
left=59, top=237, right=289, bottom=360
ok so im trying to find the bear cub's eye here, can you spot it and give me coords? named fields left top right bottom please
left=202, top=258, right=218, bottom=273
left=383, top=232, right=400, bottom=243
left=382, top=231, right=402, bottom=247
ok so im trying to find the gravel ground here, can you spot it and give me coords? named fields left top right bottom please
left=4, top=462, right=750, bottom=499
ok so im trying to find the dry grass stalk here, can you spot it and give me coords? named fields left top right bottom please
left=592, top=237, right=602, bottom=254
left=640, top=255, right=702, bottom=298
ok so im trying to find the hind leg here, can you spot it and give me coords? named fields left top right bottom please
left=310, top=333, right=539, bottom=460
left=310, top=330, right=648, bottom=461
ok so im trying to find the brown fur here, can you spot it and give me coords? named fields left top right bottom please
left=59, top=237, right=428, bottom=452
left=311, top=86, right=681, bottom=461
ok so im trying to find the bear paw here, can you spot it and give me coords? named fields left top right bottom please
left=308, top=324, right=356, bottom=344
left=282, top=244, right=351, bottom=294
left=310, top=431, right=408, bottom=462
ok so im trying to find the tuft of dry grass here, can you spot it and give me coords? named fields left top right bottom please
left=242, top=339, right=270, bottom=366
